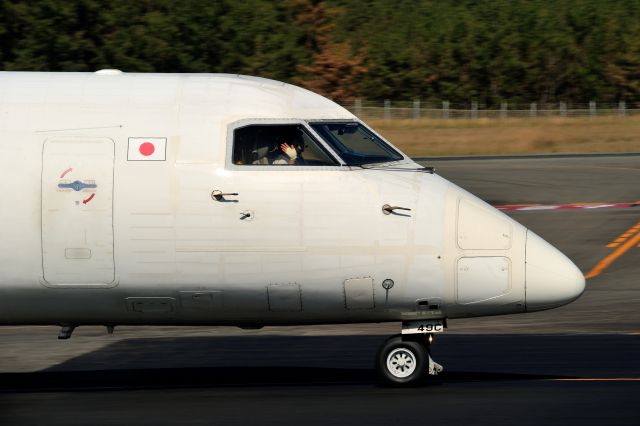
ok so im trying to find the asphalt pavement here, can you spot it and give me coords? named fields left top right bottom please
left=0, top=334, right=638, bottom=425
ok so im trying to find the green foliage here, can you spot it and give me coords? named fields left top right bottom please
left=0, top=0, right=639, bottom=105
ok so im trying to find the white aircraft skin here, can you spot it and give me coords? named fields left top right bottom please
left=0, top=71, right=585, bottom=384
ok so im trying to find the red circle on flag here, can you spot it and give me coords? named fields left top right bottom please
left=139, top=142, right=155, bottom=156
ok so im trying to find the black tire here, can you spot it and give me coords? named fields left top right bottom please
left=376, top=335, right=428, bottom=386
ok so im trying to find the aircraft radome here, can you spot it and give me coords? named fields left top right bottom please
left=0, top=70, right=585, bottom=385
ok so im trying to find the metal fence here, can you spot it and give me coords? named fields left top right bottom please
left=340, top=99, right=640, bottom=120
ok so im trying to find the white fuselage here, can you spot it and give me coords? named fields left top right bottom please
left=0, top=72, right=584, bottom=327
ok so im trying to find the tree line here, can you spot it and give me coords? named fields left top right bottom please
left=1, top=0, right=638, bottom=106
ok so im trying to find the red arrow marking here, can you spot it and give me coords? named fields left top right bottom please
left=60, top=168, right=73, bottom=178
left=82, top=193, right=95, bottom=205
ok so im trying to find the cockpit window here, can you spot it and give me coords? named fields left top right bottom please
left=308, top=122, right=403, bottom=166
left=232, top=124, right=339, bottom=166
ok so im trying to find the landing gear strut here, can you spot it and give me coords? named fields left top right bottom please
left=58, top=325, right=75, bottom=340
left=376, top=332, right=443, bottom=386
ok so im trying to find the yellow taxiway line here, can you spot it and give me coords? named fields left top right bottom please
left=585, top=222, right=640, bottom=279
left=551, top=378, right=640, bottom=382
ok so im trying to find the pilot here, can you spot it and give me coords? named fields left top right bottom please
left=271, top=130, right=305, bottom=165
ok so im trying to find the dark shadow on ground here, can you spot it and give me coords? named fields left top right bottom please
left=0, top=367, right=565, bottom=392
left=2, top=334, right=637, bottom=392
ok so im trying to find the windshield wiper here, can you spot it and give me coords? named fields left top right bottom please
left=358, top=163, right=435, bottom=173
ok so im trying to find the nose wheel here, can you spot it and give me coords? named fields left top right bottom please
left=376, top=335, right=431, bottom=385
left=386, top=347, right=419, bottom=378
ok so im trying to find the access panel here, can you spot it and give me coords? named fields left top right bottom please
left=41, top=138, right=115, bottom=286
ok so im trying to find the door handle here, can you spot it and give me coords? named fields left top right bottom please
left=382, top=204, right=412, bottom=215
left=240, top=210, right=253, bottom=221
left=211, top=189, right=239, bottom=202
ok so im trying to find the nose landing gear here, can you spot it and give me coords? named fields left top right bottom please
left=376, top=333, right=443, bottom=386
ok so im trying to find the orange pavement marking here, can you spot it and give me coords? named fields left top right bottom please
left=607, top=228, right=639, bottom=247
left=586, top=222, right=640, bottom=279
left=551, top=378, right=640, bottom=382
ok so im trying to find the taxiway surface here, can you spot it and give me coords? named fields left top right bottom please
left=0, top=154, right=638, bottom=425
left=1, top=334, right=638, bottom=426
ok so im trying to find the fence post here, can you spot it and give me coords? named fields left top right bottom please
left=471, top=101, right=478, bottom=119
left=384, top=99, right=391, bottom=120
left=560, top=102, right=567, bottom=117
left=413, top=99, right=421, bottom=119
left=354, top=98, right=362, bottom=117
left=589, top=101, right=596, bottom=118
left=500, top=102, right=508, bottom=119
left=442, top=101, right=450, bottom=119
left=619, top=101, right=626, bottom=117
left=530, top=103, right=537, bottom=118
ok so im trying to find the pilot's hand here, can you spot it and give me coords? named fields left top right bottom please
left=281, top=143, right=298, bottom=160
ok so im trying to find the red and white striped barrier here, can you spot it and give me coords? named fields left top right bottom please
left=495, top=201, right=640, bottom=211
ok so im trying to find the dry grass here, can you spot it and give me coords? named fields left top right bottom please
left=367, top=116, right=640, bottom=156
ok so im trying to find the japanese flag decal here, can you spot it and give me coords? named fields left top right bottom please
left=127, top=137, right=167, bottom=161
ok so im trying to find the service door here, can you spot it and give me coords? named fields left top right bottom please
left=41, top=138, right=115, bottom=286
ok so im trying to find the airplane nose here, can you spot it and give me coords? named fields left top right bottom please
left=525, top=230, right=585, bottom=312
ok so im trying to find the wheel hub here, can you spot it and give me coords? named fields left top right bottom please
left=386, top=348, right=417, bottom=378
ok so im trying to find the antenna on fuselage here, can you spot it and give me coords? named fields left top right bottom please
left=94, top=69, right=123, bottom=75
